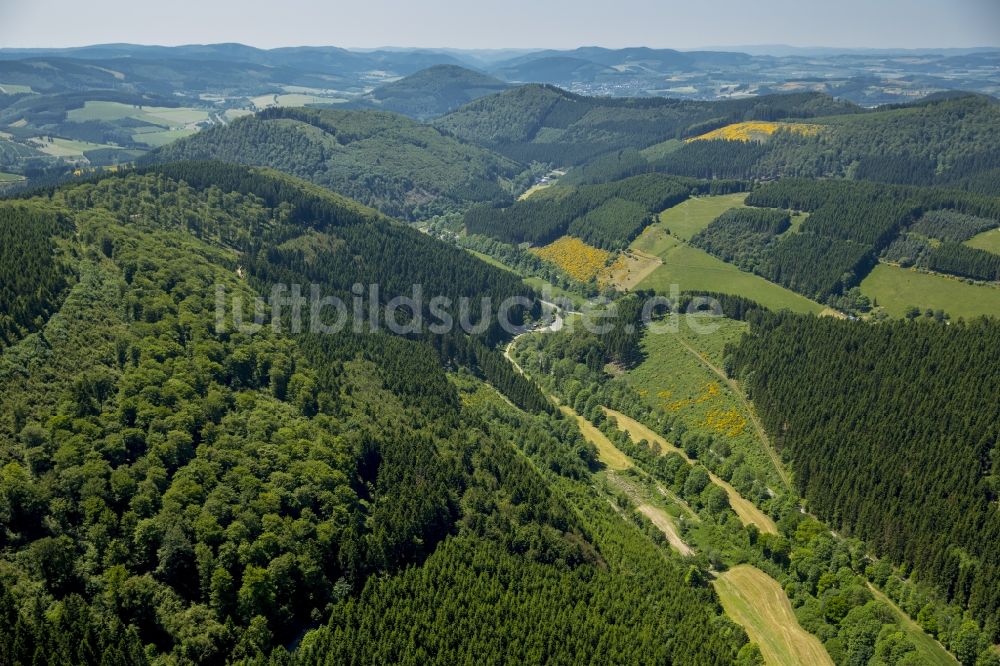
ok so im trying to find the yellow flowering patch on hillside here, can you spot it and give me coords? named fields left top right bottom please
left=704, top=408, right=748, bottom=437
left=695, top=382, right=721, bottom=404
left=530, top=236, right=612, bottom=283
left=687, top=121, right=823, bottom=143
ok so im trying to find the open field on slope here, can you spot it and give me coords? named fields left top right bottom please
left=132, top=128, right=198, bottom=147
left=638, top=504, right=693, bottom=556
left=866, top=585, right=959, bottom=666
left=714, top=565, right=834, bottom=666
left=31, top=137, right=110, bottom=157
left=632, top=196, right=823, bottom=313
left=860, top=263, right=1000, bottom=319
left=605, top=471, right=693, bottom=556
left=639, top=138, right=683, bottom=160
left=965, top=227, right=1000, bottom=255
left=603, top=407, right=777, bottom=534
left=251, top=93, right=347, bottom=109
left=66, top=101, right=210, bottom=126
left=656, top=194, right=747, bottom=241
left=0, top=83, right=34, bottom=94
left=637, top=240, right=823, bottom=314
left=0, top=171, right=25, bottom=183
left=604, top=249, right=662, bottom=291
left=560, top=405, right=632, bottom=471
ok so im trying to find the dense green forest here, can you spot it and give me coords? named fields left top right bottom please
left=351, top=64, right=509, bottom=120
left=435, top=84, right=858, bottom=167
left=0, top=204, right=75, bottom=346
left=690, top=208, right=791, bottom=273
left=3, top=71, right=1000, bottom=666
left=643, top=96, right=1000, bottom=194
left=435, top=89, right=999, bottom=196
left=0, top=165, right=757, bottom=664
left=728, top=312, right=1000, bottom=639
left=909, top=210, right=998, bottom=243
left=145, top=108, right=520, bottom=219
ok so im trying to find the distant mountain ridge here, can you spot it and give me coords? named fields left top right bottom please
left=350, top=65, right=509, bottom=120
left=1, top=43, right=996, bottom=104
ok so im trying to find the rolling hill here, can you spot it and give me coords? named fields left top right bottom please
left=656, top=94, right=1000, bottom=193
left=145, top=107, right=521, bottom=219
left=0, top=161, right=751, bottom=665
left=434, top=85, right=860, bottom=166
left=351, top=64, right=509, bottom=120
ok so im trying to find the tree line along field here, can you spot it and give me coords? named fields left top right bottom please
left=509, top=304, right=990, bottom=665
left=630, top=195, right=824, bottom=314
left=860, top=263, right=1000, bottom=320
left=714, top=564, right=835, bottom=666
left=504, top=323, right=825, bottom=656
left=965, top=227, right=1000, bottom=254
left=635, top=181, right=1000, bottom=319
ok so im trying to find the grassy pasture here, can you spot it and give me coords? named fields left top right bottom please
left=0, top=171, right=25, bottom=183
left=132, top=128, right=198, bottom=148
left=965, top=227, right=1000, bottom=255
left=714, top=565, right=834, bottom=666
left=860, top=263, right=1000, bottom=319
left=560, top=405, right=632, bottom=471
left=66, top=101, right=209, bottom=127
left=656, top=193, right=747, bottom=241
left=637, top=241, right=823, bottom=314
left=32, top=137, right=110, bottom=157
left=0, top=83, right=34, bottom=94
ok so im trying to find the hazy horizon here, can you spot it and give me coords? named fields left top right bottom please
left=2, top=0, right=998, bottom=51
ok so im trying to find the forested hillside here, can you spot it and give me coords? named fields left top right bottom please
left=145, top=108, right=520, bottom=219
left=434, top=85, right=858, bottom=166
left=655, top=95, right=1000, bottom=194
left=681, top=179, right=1000, bottom=301
left=0, top=164, right=754, bottom=664
left=465, top=173, right=744, bottom=249
left=729, top=312, right=1000, bottom=638
left=352, top=65, right=509, bottom=120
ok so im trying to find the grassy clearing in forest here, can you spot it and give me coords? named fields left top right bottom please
left=655, top=194, right=747, bottom=241
left=860, top=263, right=1000, bottom=320
left=965, top=227, right=1000, bottom=255
left=866, top=585, right=959, bottom=666
left=637, top=242, right=823, bottom=314
left=714, top=565, right=834, bottom=666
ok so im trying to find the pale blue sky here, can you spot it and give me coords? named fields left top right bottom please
left=1, top=0, right=998, bottom=50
